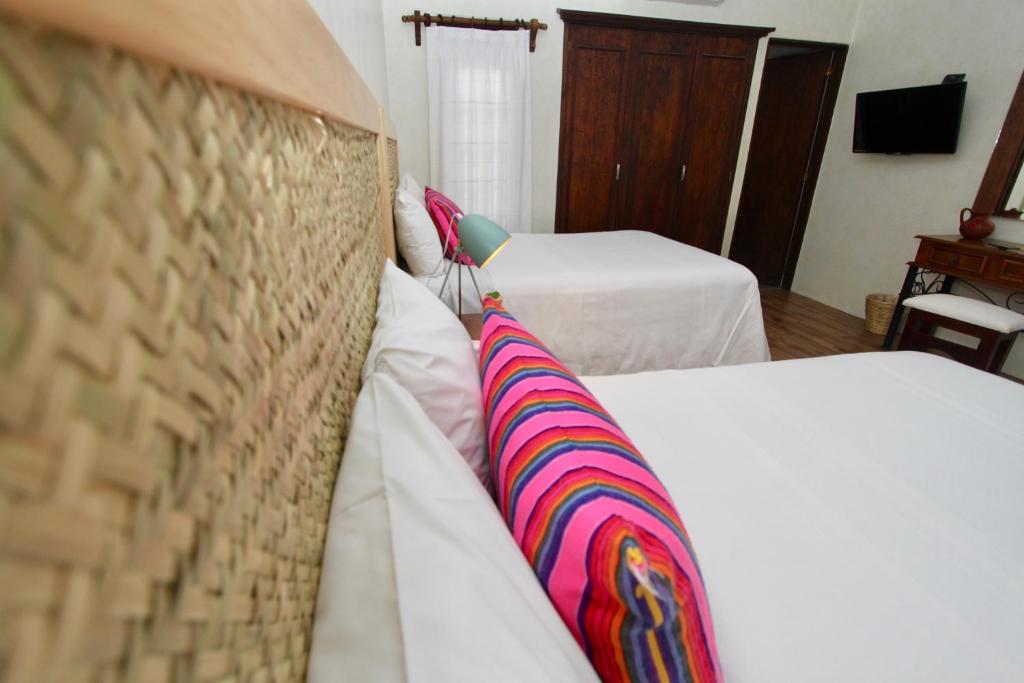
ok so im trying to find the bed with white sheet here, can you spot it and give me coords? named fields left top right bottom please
left=583, top=351, right=1024, bottom=682
left=420, top=230, right=770, bottom=375
left=311, top=262, right=1024, bottom=683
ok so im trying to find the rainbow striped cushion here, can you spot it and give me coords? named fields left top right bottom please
left=479, top=295, right=722, bottom=683
left=424, top=187, right=473, bottom=265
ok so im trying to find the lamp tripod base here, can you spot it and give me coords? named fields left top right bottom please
left=436, top=246, right=484, bottom=316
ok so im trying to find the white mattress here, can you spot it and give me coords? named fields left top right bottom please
left=418, top=230, right=769, bottom=375
left=582, top=352, right=1024, bottom=682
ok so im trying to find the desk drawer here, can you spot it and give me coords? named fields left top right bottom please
left=999, top=257, right=1024, bottom=285
left=927, top=247, right=987, bottom=276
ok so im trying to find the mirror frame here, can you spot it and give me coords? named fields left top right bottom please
left=974, top=68, right=1024, bottom=218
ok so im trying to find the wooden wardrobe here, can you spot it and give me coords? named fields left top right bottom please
left=554, top=10, right=773, bottom=253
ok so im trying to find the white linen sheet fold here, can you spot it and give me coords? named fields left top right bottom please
left=582, top=352, right=1024, bottom=683
left=418, top=230, right=770, bottom=375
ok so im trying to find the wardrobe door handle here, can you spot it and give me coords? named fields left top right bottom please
left=679, top=164, right=687, bottom=182
left=615, top=163, right=621, bottom=181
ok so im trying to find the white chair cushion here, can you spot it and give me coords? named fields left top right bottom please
left=902, top=294, right=1024, bottom=333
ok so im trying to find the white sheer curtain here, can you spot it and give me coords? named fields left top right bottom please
left=426, top=27, right=532, bottom=233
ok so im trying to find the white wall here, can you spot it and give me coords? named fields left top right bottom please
left=309, top=0, right=391, bottom=110
left=381, top=0, right=863, bottom=235
left=793, top=0, right=1024, bottom=378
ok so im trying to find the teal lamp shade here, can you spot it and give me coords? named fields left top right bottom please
left=458, top=214, right=511, bottom=267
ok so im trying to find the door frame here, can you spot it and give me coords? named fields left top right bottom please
left=730, top=37, right=847, bottom=288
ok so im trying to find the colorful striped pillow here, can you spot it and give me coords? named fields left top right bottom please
left=479, top=295, right=722, bottom=683
left=424, top=187, right=473, bottom=265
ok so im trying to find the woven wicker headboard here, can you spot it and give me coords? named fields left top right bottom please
left=0, top=3, right=397, bottom=681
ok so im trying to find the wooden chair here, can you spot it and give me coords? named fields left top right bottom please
left=896, top=294, right=1024, bottom=373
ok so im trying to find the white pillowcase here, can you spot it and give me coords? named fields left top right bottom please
left=364, top=260, right=487, bottom=482
left=394, top=187, right=443, bottom=276
left=308, top=373, right=599, bottom=683
left=399, top=172, right=426, bottom=206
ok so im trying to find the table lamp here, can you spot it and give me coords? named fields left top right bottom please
left=438, top=214, right=510, bottom=316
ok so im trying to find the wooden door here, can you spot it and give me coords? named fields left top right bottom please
left=729, top=43, right=846, bottom=286
left=618, top=32, right=695, bottom=238
left=674, top=34, right=761, bottom=251
left=555, top=25, right=631, bottom=233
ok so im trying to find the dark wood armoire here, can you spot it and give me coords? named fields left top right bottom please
left=554, top=10, right=773, bottom=253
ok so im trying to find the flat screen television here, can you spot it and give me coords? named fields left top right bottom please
left=853, top=82, right=967, bottom=154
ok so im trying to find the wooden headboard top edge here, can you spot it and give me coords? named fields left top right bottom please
left=0, top=0, right=397, bottom=135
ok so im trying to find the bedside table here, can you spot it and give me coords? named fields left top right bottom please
left=460, top=313, right=482, bottom=341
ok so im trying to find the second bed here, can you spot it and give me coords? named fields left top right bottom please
left=420, top=230, right=770, bottom=375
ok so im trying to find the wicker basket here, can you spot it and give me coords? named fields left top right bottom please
left=865, top=293, right=898, bottom=334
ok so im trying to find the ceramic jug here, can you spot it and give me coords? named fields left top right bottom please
left=959, top=207, right=995, bottom=240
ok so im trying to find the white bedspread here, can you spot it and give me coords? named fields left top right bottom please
left=418, top=230, right=769, bottom=375
left=583, top=352, right=1024, bottom=682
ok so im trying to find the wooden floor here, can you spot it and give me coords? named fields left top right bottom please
left=760, top=288, right=884, bottom=361
left=760, top=289, right=1024, bottom=384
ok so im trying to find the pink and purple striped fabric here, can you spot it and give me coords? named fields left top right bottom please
left=424, top=187, right=473, bottom=265
left=479, top=295, right=722, bottom=683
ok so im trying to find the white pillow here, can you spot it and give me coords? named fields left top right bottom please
left=394, top=187, right=443, bottom=276
left=308, top=373, right=599, bottom=683
left=364, top=260, right=487, bottom=482
left=399, top=172, right=426, bottom=206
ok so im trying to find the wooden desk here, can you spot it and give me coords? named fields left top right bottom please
left=883, top=234, right=1024, bottom=348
